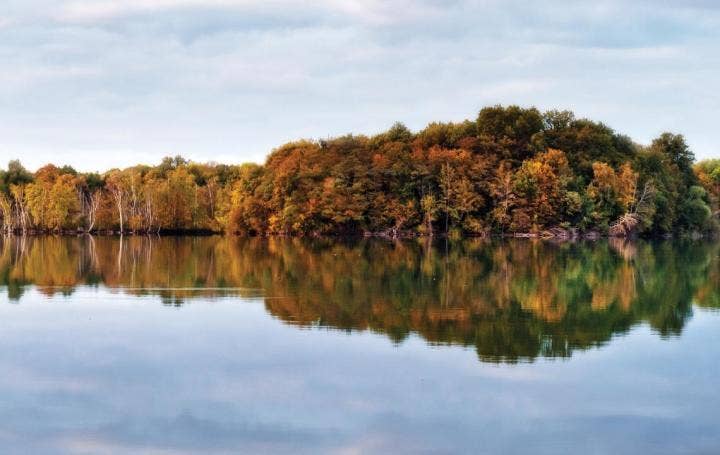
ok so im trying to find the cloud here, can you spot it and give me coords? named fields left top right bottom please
left=54, top=0, right=440, bottom=26
left=0, top=0, right=719, bottom=171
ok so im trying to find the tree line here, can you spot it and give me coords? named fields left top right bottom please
left=2, top=105, right=719, bottom=236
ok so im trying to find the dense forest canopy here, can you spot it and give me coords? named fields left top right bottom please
left=2, top=105, right=719, bottom=236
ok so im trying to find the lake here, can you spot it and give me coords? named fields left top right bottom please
left=0, top=236, right=719, bottom=454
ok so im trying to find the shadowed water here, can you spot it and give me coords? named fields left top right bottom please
left=0, top=236, right=719, bottom=453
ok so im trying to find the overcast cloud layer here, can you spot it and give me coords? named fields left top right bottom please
left=1, top=0, right=719, bottom=171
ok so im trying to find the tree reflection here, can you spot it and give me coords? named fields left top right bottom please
left=0, top=235, right=718, bottom=363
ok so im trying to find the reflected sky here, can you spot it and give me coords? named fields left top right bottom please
left=0, top=238, right=719, bottom=453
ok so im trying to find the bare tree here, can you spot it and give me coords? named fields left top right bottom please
left=610, top=180, right=656, bottom=237
left=0, top=193, right=13, bottom=234
left=106, top=176, right=126, bottom=234
left=10, top=185, right=29, bottom=234
left=85, top=190, right=101, bottom=233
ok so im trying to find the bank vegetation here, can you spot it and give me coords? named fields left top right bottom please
left=2, top=106, right=719, bottom=238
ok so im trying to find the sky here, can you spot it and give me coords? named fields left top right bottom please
left=1, top=0, right=720, bottom=172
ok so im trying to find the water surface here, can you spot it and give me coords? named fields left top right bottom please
left=0, top=236, right=719, bottom=453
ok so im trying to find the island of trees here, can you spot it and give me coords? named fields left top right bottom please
left=2, top=105, right=720, bottom=237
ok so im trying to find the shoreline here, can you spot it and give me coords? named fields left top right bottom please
left=0, top=229, right=705, bottom=240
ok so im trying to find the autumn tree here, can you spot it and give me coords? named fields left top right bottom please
left=510, top=149, right=572, bottom=231
left=490, top=163, right=516, bottom=233
left=477, top=105, right=544, bottom=163
left=25, top=165, right=80, bottom=231
left=586, top=162, right=638, bottom=229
